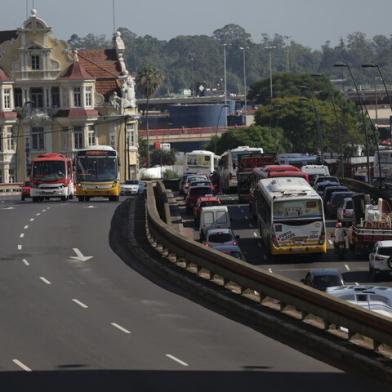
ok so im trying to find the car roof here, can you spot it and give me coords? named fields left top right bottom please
left=375, top=240, right=392, bottom=247
left=309, top=268, right=342, bottom=276
left=207, top=228, right=232, bottom=234
left=201, top=205, right=228, bottom=212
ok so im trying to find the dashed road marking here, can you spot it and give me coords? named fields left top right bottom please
left=345, top=264, right=351, bottom=271
left=24, top=225, right=29, bottom=230
left=36, top=213, right=41, bottom=216
left=268, top=268, right=273, bottom=274
left=22, top=259, right=30, bottom=266
left=355, top=282, right=359, bottom=286
left=42, top=209, right=46, bottom=213
left=17, top=244, right=22, bottom=250
left=72, top=299, right=88, bottom=309
left=165, top=354, right=189, bottom=367
left=19, top=233, right=24, bottom=239
left=12, top=359, right=32, bottom=372
left=328, top=240, right=333, bottom=245
left=40, top=277, right=51, bottom=285
left=253, top=232, right=258, bottom=238
left=244, top=216, right=248, bottom=220
left=248, top=223, right=252, bottom=228
left=30, top=218, right=35, bottom=222
left=111, top=322, right=131, bottom=334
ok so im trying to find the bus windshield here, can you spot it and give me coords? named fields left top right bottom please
left=76, top=156, right=117, bottom=182
left=32, top=161, right=66, bottom=181
left=273, top=199, right=322, bottom=220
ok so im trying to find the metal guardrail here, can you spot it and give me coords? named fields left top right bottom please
left=0, top=183, right=22, bottom=193
left=146, top=181, right=392, bottom=356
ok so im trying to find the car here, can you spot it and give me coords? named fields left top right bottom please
left=302, top=268, right=344, bottom=291
left=185, top=185, right=214, bottom=213
left=21, top=181, right=32, bottom=201
left=301, top=165, right=330, bottom=185
left=313, top=175, right=340, bottom=188
left=325, top=191, right=353, bottom=218
left=323, top=185, right=349, bottom=207
left=199, top=205, right=231, bottom=241
left=120, top=180, right=142, bottom=196
left=193, top=196, right=222, bottom=224
left=314, top=181, right=339, bottom=196
left=212, top=244, right=244, bottom=259
left=204, top=228, right=239, bottom=247
left=336, top=197, right=354, bottom=223
left=182, top=175, right=208, bottom=195
left=369, top=240, right=392, bottom=281
left=188, top=180, right=214, bottom=193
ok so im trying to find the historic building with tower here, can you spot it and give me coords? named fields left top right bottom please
left=0, top=9, right=139, bottom=183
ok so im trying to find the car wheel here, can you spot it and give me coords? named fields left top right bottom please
left=21, top=195, right=25, bottom=201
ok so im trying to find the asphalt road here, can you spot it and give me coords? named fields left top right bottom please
left=179, top=195, right=392, bottom=288
left=0, top=195, right=386, bottom=390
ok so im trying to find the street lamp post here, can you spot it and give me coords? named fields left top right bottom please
left=223, top=43, right=228, bottom=106
left=265, top=46, right=276, bottom=100
left=215, top=104, right=229, bottom=155
left=239, top=46, right=248, bottom=123
left=334, top=63, right=371, bottom=183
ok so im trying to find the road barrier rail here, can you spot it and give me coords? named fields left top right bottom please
left=146, top=181, right=392, bottom=357
left=0, top=183, right=22, bottom=193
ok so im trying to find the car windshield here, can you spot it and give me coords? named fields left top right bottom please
left=208, top=232, right=233, bottom=243
left=378, top=247, right=392, bottom=256
left=32, top=161, right=66, bottom=181
left=313, top=275, right=342, bottom=289
left=201, top=201, right=219, bottom=208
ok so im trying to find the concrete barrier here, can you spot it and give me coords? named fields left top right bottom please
left=0, top=183, right=22, bottom=194
left=146, top=181, right=392, bottom=358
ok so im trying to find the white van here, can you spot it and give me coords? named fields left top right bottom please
left=301, top=165, right=330, bottom=185
left=199, top=206, right=231, bottom=240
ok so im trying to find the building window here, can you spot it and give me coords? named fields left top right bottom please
left=31, top=88, right=44, bottom=108
left=8, top=167, right=15, bottom=183
left=0, top=128, right=3, bottom=152
left=127, top=124, right=135, bottom=147
left=51, top=87, right=60, bottom=108
left=88, top=125, right=96, bottom=146
left=14, top=88, right=22, bottom=108
left=3, top=88, right=11, bottom=109
left=6, top=127, right=15, bottom=151
left=32, top=127, right=44, bottom=150
left=31, top=55, right=40, bottom=70
left=74, top=126, right=83, bottom=149
left=0, top=169, right=3, bottom=183
left=85, top=86, right=93, bottom=107
left=73, top=87, right=81, bottom=107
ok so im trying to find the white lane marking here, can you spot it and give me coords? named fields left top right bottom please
left=17, top=244, right=22, bottom=250
left=36, top=213, right=41, bottom=216
left=328, top=240, right=333, bottom=245
left=24, top=225, right=29, bottom=230
left=22, top=259, right=30, bottom=266
left=69, top=248, right=93, bottom=262
left=268, top=268, right=273, bottom=273
left=40, top=277, right=51, bottom=285
left=345, top=264, right=351, bottom=271
left=19, top=233, right=24, bottom=239
left=12, top=359, right=32, bottom=372
left=355, top=282, right=359, bottom=286
left=165, top=354, right=189, bottom=367
left=72, top=299, right=88, bottom=309
left=30, top=218, right=35, bottom=222
left=47, top=207, right=51, bottom=210
left=111, top=322, right=131, bottom=334
left=42, top=209, right=46, bottom=212
left=245, top=216, right=249, bottom=220
left=253, top=232, right=258, bottom=238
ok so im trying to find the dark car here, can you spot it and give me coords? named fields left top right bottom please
left=314, top=181, right=339, bottom=196
left=313, top=176, right=340, bottom=187
left=302, top=269, right=344, bottom=291
left=21, top=181, right=32, bottom=201
left=323, top=185, right=349, bottom=206
left=325, top=191, right=353, bottom=218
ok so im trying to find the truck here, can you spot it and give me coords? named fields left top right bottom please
left=237, top=153, right=276, bottom=203
left=30, top=153, right=74, bottom=202
left=348, top=194, right=392, bottom=254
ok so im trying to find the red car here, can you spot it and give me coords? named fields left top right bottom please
left=21, top=181, right=32, bottom=201
left=193, top=196, right=222, bottom=224
left=185, top=186, right=214, bottom=213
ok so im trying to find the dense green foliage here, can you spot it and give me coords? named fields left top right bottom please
left=68, top=26, right=392, bottom=96
left=204, top=126, right=291, bottom=155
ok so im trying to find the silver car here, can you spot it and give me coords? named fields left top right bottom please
left=337, top=197, right=353, bottom=223
left=369, top=240, right=392, bottom=281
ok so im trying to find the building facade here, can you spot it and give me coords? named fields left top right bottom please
left=0, top=9, right=139, bottom=183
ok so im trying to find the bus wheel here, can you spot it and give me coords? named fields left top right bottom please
left=78, top=196, right=85, bottom=202
left=85, top=196, right=90, bottom=202
left=68, top=194, right=73, bottom=200
left=61, top=196, right=67, bottom=201
left=109, top=196, right=119, bottom=201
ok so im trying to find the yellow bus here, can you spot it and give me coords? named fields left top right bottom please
left=75, top=146, right=120, bottom=201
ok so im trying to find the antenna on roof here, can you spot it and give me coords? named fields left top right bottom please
left=112, top=0, right=116, bottom=34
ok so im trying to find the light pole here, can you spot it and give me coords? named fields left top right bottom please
left=239, top=46, right=248, bottom=123
left=223, top=43, right=228, bottom=106
left=214, top=104, right=229, bottom=155
left=265, top=46, right=276, bottom=100
left=334, top=63, right=371, bottom=183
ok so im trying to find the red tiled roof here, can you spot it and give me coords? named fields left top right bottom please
left=62, top=61, right=94, bottom=81
left=78, top=49, right=122, bottom=98
left=0, top=66, right=10, bottom=81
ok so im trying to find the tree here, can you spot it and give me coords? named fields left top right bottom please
left=204, top=126, right=291, bottom=155
left=213, top=24, right=252, bottom=46
left=150, top=149, right=176, bottom=166
left=135, top=65, right=163, bottom=167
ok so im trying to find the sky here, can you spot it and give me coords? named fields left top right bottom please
left=1, top=0, right=391, bottom=49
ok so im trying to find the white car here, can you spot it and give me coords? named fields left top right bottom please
left=120, top=180, right=141, bottom=196
left=369, top=240, right=392, bottom=281
left=337, top=197, right=353, bottom=223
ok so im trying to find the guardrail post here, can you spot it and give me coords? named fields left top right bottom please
left=373, top=340, right=381, bottom=352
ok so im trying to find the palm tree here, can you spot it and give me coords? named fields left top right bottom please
left=136, top=65, right=162, bottom=167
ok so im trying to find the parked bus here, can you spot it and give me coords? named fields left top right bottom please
left=218, top=146, right=264, bottom=193
left=75, top=146, right=120, bottom=201
left=254, top=177, right=327, bottom=255
left=31, top=153, right=74, bottom=202
left=185, top=150, right=219, bottom=175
